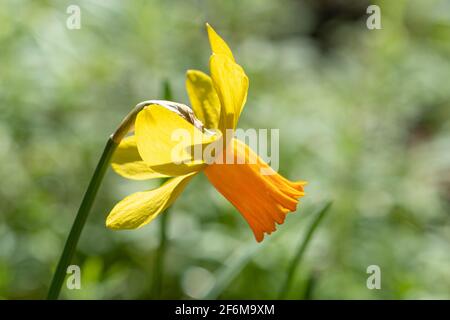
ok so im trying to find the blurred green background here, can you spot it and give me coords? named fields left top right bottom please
left=1, top=0, right=449, bottom=299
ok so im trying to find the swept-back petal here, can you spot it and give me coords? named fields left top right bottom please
left=111, top=135, right=170, bottom=180
left=106, top=172, right=197, bottom=229
left=204, top=139, right=306, bottom=242
left=135, top=104, right=218, bottom=176
left=206, top=23, right=234, bottom=61
left=210, top=54, right=249, bottom=131
left=186, top=69, right=221, bottom=130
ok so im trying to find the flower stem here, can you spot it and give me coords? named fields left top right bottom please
left=278, top=201, right=333, bottom=299
left=151, top=80, right=173, bottom=299
left=47, top=138, right=118, bottom=299
left=152, top=208, right=169, bottom=298
left=47, top=93, right=179, bottom=299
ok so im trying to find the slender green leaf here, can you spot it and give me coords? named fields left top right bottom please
left=202, top=243, right=260, bottom=299
left=278, top=201, right=333, bottom=299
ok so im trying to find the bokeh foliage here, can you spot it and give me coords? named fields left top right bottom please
left=0, top=0, right=449, bottom=299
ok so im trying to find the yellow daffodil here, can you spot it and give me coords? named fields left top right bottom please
left=107, top=24, right=306, bottom=242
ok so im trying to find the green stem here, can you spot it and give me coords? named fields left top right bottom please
left=152, top=209, right=169, bottom=298
left=278, top=201, right=333, bottom=299
left=151, top=80, right=173, bottom=299
left=47, top=138, right=118, bottom=299
left=47, top=95, right=177, bottom=300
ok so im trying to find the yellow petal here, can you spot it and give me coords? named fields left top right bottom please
left=186, top=69, right=221, bottom=130
left=111, top=135, right=170, bottom=180
left=106, top=173, right=196, bottom=229
left=135, top=104, right=217, bottom=176
left=206, top=23, right=234, bottom=61
left=210, top=54, right=249, bottom=131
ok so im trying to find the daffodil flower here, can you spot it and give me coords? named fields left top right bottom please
left=107, top=24, right=306, bottom=242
